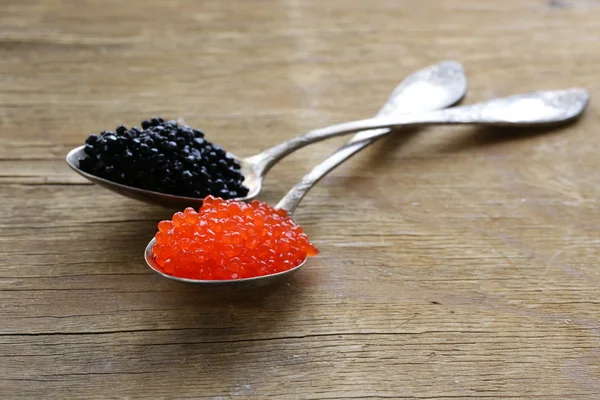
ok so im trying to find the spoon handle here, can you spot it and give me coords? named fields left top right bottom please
left=275, top=88, right=588, bottom=213
left=275, top=136, right=386, bottom=213
left=250, top=88, right=588, bottom=178
left=275, top=60, right=468, bottom=213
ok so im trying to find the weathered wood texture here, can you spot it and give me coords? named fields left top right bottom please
left=1, top=0, right=599, bottom=398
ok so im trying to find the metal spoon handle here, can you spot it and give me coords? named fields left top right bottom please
left=275, top=59, right=468, bottom=213
left=244, top=60, right=466, bottom=181
left=275, top=88, right=589, bottom=213
left=250, top=88, right=588, bottom=179
left=275, top=138, right=380, bottom=212
left=339, top=60, right=466, bottom=146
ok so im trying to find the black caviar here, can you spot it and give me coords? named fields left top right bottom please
left=78, top=117, right=249, bottom=199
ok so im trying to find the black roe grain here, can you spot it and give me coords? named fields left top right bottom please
left=78, top=118, right=249, bottom=199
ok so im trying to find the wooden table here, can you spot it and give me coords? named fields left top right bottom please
left=2, top=1, right=599, bottom=398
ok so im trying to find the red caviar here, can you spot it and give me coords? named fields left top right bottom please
left=151, top=195, right=319, bottom=280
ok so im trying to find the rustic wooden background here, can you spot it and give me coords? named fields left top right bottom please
left=1, top=0, right=599, bottom=398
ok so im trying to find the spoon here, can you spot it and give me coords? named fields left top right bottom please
left=145, top=85, right=589, bottom=286
left=143, top=62, right=469, bottom=286
left=66, top=61, right=467, bottom=208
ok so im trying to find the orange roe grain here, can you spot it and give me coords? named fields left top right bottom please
left=152, top=195, right=319, bottom=280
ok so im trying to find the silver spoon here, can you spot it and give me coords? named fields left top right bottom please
left=66, top=61, right=467, bottom=208
left=143, top=62, right=469, bottom=286
left=145, top=86, right=589, bottom=286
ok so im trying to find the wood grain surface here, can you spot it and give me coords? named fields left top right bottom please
left=1, top=0, right=600, bottom=398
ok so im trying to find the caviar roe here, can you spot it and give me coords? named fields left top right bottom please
left=79, top=117, right=249, bottom=199
left=152, top=196, right=319, bottom=280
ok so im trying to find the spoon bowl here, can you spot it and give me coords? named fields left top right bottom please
left=66, top=146, right=251, bottom=208
left=144, top=238, right=306, bottom=287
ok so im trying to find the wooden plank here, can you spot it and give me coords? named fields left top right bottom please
left=1, top=0, right=599, bottom=398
